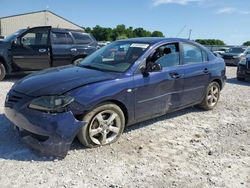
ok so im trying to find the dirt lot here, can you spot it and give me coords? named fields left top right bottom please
left=0, top=67, right=249, bottom=188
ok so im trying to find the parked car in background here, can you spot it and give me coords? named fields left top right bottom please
left=237, top=54, right=250, bottom=81
left=221, top=46, right=250, bottom=66
left=5, top=38, right=226, bottom=157
left=213, top=47, right=229, bottom=56
left=0, top=26, right=98, bottom=81
left=98, top=41, right=111, bottom=48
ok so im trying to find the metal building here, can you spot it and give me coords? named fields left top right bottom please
left=0, top=10, right=84, bottom=37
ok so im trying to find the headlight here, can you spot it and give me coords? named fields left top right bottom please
left=239, top=58, right=247, bottom=65
left=29, top=96, right=74, bottom=113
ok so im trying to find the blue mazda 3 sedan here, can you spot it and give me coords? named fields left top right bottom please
left=5, top=38, right=226, bottom=157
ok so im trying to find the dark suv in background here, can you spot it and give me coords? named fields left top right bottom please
left=237, top=54, right=250, bottom=81
left=221, top=46, right=250, bottom=66
left=0, top=26, right=98, bottom=80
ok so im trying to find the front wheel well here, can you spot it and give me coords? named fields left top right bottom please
left=89, top=100, right=129, bottom=126
left=0, top=56, right=8, bottom=72
left=211, top=79, right=222, bottom=90
left=72, top=55, right=87, bottom=63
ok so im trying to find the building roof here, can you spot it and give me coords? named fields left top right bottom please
left=0, top=10, right=83, bottom=30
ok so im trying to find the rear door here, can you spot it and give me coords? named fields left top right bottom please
left=180, top=42, right=210, bottom=106
left=12, top=27, right=51, bottom=71
left=71, top=32, right=97, bottom=57
left=51, top=31, right=75, bottom=67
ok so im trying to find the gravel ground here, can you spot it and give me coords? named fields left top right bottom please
left=0, top=67, right=249, bottom=188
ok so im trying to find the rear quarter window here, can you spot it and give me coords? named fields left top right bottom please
left=52, top=32, right=74, bottom=45
left=72, top=32, right=93, bottom=44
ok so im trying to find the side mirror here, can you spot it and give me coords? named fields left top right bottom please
left=12, top=37, right=21, bottom=46
left=140, top=65, right=150, bottom=77
left=151, top=63, right=162, bottom=72
left=139, top=61, right=162, bottom=77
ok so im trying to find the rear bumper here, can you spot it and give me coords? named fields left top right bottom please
left=5, top=106, right=85, bottom=157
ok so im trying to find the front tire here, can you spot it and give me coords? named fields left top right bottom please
left=199, top=82, right=220, bottom=110
left=0, top=62, right=6, bottom=81
left=77, top=103, right=125, bottom=148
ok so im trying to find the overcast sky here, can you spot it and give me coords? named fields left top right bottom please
left=1, top=0, right=250, bottom=45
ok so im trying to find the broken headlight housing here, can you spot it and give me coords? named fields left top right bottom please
left=29, top=96, right=74, bottom=113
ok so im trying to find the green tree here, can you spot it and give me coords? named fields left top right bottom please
left=195, top=39, right=225, bottom=45
left=151, top=31, right=164, bottom=37
left=116, top=34, right=128, bottom=40
left=243, top=41, right=250, bottom=46
left=85, top=25, right=165, bottom=41
left=133, top=28, right=151, bottom=37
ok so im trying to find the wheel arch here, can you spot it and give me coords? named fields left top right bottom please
left=72, top=55, right=87, bottom=63
left=94, top=100, right=129, bottom=126
left=211, top=78, right=222, bottom=90
left=0, top=56, right=8, bottom=72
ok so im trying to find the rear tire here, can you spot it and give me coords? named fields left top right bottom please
left=199, top=81, right=220, bottom=110
left=77, top=103, right=125, bottom=148
left=0, top=62, right=6, bottom=81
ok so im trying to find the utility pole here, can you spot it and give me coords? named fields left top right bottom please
left=188, top=29, right=192, bottom=40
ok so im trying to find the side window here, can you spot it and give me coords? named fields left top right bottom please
left=183, top=43, right=203, bottom=64
left=149, top=43, right=180, bottom=68
left=72, top=32, right=93, bottom=44
left=21, top=29, right=49, bottom=46
left=52, top=32, right=74, bottom=45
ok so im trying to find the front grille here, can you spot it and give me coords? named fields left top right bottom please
left=5, top=90, right=24, bottom=108
left=223, top=55, right=233, bottom=60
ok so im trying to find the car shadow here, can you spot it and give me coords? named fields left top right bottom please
left=124, top=106, right=203, bottom=133
left=0, top=106, right=204, bottom=161
left=227, top=78, right=250, bottom=86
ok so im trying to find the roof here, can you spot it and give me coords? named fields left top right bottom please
left=120, top=37, right=196, bottom=45
left=0, top=10, right=83, bottom=30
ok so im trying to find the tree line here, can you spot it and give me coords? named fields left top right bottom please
left=84, top=25, right=250, bottom=46
left=84, top=24, right=164, bottom=41
left=195, top=39, right=250, bottom=46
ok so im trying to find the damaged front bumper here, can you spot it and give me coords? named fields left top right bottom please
left=5, top=106, right=85, bottom=157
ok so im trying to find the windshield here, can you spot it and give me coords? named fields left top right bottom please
left=3, top=29, right=26, bottom=42
left=79, top=41, right=149, bottom=73
left=226, top=47, right=245, bottom=54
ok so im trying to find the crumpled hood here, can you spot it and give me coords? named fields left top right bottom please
left=13, top=65, right=118, bottom=96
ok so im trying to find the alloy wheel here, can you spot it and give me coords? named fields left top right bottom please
left=88, top=110, right=121, bottom=145
left=207, top=84, right=219, bottom=107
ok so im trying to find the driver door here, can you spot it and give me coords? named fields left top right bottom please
left=12, top=27, right=51, bottom=71
left=134, top=43, right=184, bottom=121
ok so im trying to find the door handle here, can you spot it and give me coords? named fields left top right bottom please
left=203, top=68, right=209, bottom=74
left=39, top=49, right=47, bottom=53
left=169, top=72, right=181, bottom=79
left=71, top=48, right=77, bottom=52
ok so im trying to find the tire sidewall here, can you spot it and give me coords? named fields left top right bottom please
left=204, top=82, right=220, bottom=110
left=77, top=103, right=125, bottom=147
left=0, top=63, right=6, bottom=81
